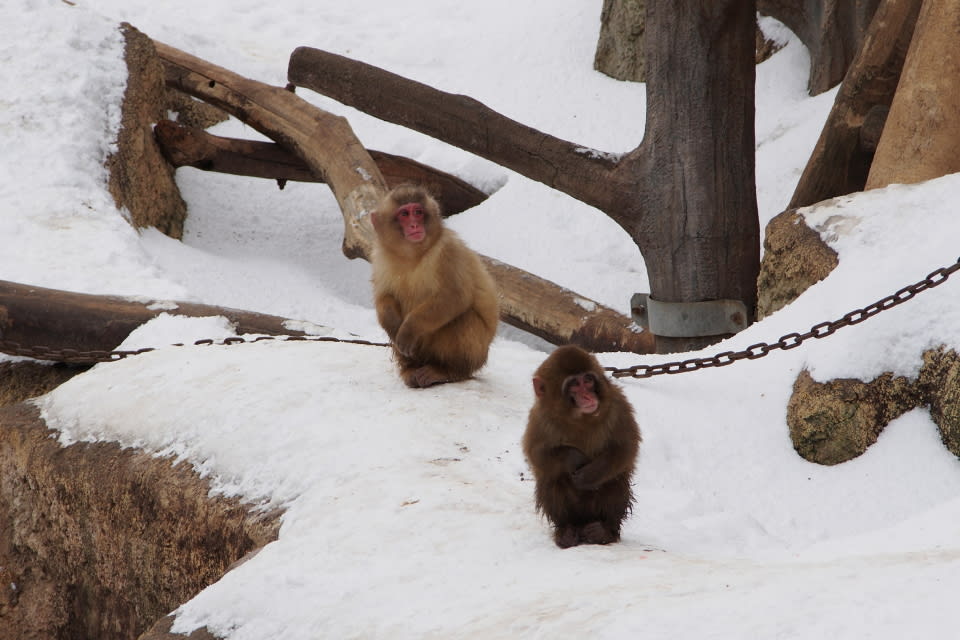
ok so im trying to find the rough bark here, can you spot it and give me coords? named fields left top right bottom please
left=107, top=24, right=187, bottom=239
left=628, top=0, right=758, bottom=352
left=758, top=0, right=882, bottom=96
left=595, top=1, right=781, bottom=83
left=158, top=41, right=654, bottom=353
left=288, top=0, right=760, bottom=354
left=0, top=279, right=357, bottom=364
left=0, top=402, right=279, bottom=640
left=788, top=0, right=922, bottom=209
left=594, top=0, right=647, bottom=82
left=154, top=119, right=489, bottom=216
left=865, top=0, right=960, bottom=188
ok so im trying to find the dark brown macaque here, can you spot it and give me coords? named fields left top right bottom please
left=522, top=345, right=641, bottom=548
left=370, top=184, right=499, bottom=388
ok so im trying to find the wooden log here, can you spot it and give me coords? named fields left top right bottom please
left=153, top=119, right=488, bottom=216
left=287, top=46, right=620, bottom=214
left=0, top=280, right=349, bottom=363
left=865, top=0, right=960, bottom=188
left=788, top=0, right=921, bottom=209
left=155, top=42, right=653, bottom=353
left=157, top=40, right=387, bottom=259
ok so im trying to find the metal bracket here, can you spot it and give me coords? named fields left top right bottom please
left=631, top=294, right=748, bottom=338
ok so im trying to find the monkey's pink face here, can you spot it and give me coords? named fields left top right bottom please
left=395, top=203, right=426, bottom=243
left=564, top=373, right=599, bottom=415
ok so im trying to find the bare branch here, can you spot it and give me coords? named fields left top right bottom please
left=287, top=46, right=623, bottom=212
left=153, top=119, right=488, bottom=215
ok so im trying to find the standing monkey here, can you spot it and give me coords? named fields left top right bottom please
left=370, top=184, right=499, bottom=388
left=523, top=345, right=641, bottom=548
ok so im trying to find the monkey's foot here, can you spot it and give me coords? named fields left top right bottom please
left=401, top=365, right=469, bottom=388
left=579, top=521, right=619, bottom=545
left=553, top=525, right=581, bottom=549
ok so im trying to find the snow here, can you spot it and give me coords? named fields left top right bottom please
left=3, top=1, right=960, bottom=638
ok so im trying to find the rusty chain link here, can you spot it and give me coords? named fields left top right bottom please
left=2, top=257, right=958, bottom=371
left=604, top=256, right=960, bottom=379
left=0, top=333, right=388, bottom=365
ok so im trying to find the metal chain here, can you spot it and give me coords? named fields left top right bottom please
left=0, top=333, right=388, bottom=365
left=3, top=257, right=958, bottom=371
left=605, top=256, right=960, bottom=379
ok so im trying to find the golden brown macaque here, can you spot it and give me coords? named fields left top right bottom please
left=370, top=184, right=499, bottom=388
left=522, top=345, right=641, bottom=548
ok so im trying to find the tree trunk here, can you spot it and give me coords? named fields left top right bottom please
left=622, top=0, right=759, bottom=352
left=759, top=0, right=882, bottom=95
left=865, top=0, right=960, bottom=189
left=788, top=0, right=922, bottom=209
left=289, top=0, right=761, bottom=354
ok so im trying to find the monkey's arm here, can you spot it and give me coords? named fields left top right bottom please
left=375, top=293, right=404, bottom=339
left=394, top=289, right=472, bottom=354
left=528, top=443, right=589, bottom=479
left=570, top=445, right=632, bottom=491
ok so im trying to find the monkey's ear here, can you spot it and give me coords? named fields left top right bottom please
left=370, top=211, right=380, bottom=231
left=532, top=376, right=546, bottom=398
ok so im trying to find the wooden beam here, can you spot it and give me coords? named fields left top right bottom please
left=287, top=46, right=620, bottom=214
left=0, top=280, right=348, bottom=363
left=788, top=0, right=922, bottom=209
left=153, top=119, right=489, bottom=216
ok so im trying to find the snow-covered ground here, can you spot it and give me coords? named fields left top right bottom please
left=3, top=1, right=959, bottom=638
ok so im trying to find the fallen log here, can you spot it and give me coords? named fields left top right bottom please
left=153, top=119, right=488, bottom=216
left=155, top=41, right=653, bottom=353
left=0, top=280, right=348, bottom=363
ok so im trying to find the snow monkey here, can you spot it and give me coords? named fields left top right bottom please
left=523, top=345, right=641, bottom=548
left=370, top=184, right=499, bottom=388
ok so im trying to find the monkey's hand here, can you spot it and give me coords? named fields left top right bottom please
left=558, top=446, right=589, bottom=474
left=570, top=461, right=606, bottom=491
left=393, top=322, right=423, bottom=358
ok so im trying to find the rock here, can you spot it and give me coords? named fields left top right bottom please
left=788, top=347, right=960, bottom=464
left=787, top=369, right=919, bottom=465
left=919, top=348, right=960, bottom=457
left=593, top=0, right=646, bottom=82
left=757, top=209, right=838, bottom=319
left=106, top=23, right=187, bottom=239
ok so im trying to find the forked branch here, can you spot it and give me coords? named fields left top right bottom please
left=155, top=41, right=653, bottom=353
